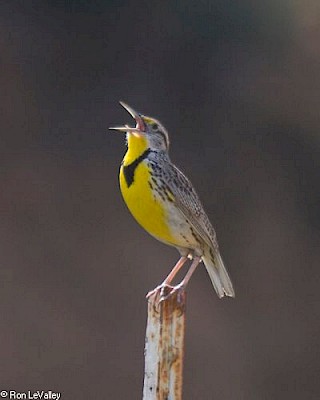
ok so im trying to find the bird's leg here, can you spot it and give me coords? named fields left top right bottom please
left=159, top=256, right=202, bottom=302
left=146, top=256, right=188, bottom=300
left=162, top=256, right=189, bottom=286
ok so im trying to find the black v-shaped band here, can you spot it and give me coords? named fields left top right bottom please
left=122, top=149, right=151, bottom=187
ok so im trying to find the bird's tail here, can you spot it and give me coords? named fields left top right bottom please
left=202, top=248, right=235, bottom=298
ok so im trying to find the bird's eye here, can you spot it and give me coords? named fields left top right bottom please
left=151, top=123, right=159, bottom=130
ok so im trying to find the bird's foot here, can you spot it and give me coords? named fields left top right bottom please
left=146, top=283, right=174, bottom=301
left=159, top=282, right=185, bottom=303
left=146, top=282, right=186, bottom=306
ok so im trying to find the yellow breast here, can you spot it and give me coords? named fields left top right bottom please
left=120, top=161, right=176, bottom=245
left=119, top=134, right=175, bottom=245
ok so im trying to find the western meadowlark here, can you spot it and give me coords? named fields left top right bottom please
left=110, top=102, right=234, bottom=299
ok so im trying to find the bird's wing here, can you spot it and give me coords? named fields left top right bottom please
left=165, top=163, right=218, bottom=250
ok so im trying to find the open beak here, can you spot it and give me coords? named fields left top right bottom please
left=109, top=101, right=145, bottom=134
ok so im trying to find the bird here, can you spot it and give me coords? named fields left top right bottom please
left=110, top=102, right=234, bottom=300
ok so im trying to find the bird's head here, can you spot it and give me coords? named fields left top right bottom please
left=110, top=102, right=169, bottom=152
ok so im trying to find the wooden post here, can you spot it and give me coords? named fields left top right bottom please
left=143, top=289, right=186, bottom=400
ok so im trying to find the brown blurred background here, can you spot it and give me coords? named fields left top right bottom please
left=1, top=1, right=320, bottom=399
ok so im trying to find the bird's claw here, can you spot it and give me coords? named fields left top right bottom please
left=146, top=283, right=174, bottom=301
left=146, top=283, right=186, bottom=308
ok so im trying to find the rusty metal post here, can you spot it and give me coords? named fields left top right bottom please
left=143, top=290, right=186, bottom=400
